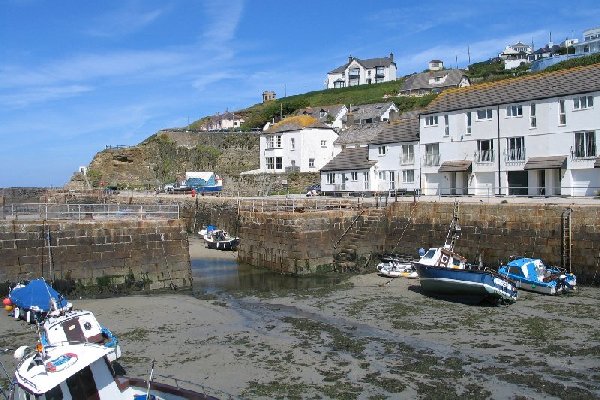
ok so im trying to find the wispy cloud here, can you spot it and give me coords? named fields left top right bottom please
left=85, top=4, right=168, bottom=38
left=367, top=6, right=477, bottom=34
left=0, top=85, right=92, bottom=108
left=201, top=0, right=244, bottom=48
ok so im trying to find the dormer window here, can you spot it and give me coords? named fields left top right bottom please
left=425, top=116, right=438, bottom=126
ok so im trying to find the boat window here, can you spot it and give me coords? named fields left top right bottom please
left=452, top=258, right=461, bottom=267
left=44, top=384, right=64, bottom=400
left=66, top=365, right=99, bottom=400
left=508, top=266, right=524, bottom=276
left=422, top=249, right=436, bottom=259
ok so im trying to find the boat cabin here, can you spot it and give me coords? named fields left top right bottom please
left=418, top=247, right=466, bottom=269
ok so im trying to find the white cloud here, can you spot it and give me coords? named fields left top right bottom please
left=201, top=0, right=245, bottom=47
left=85, top=4, right=168, bottom=38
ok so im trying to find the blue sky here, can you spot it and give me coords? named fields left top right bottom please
left=1, top=0, right=598, bottom=187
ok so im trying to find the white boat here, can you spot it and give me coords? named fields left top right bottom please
left=377, top=260, right=418, bottom=278
left=9, top=342, right=217, bottom=399
left=41, top=310, right=121, bottom=362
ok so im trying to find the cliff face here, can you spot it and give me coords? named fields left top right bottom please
left=67, top=130, right=260, bottom=190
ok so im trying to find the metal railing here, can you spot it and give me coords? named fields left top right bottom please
left=237, top=198, right=372, bottom=213
left=1, top=203, right=180, bottom=221
left=418, top=185, right=600, bottom=198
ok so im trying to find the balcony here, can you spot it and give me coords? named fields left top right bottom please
left=505, top=148, right=526, bottom=162
left=423, top=153, right=441, bottom=166
left=475, top=150, right=495, bottom=163
left=401, top=156, right=414, bottom=165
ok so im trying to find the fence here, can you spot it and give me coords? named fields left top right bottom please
left=237, top=197, right=378, bottom=213
left=1, top=203, right=180, bottom=221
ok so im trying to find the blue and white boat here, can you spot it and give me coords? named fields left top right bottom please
left=185, top=171, right=223, bottom=193
left=41, top=309, right=122, bottom=362
left=9, top=279, right=72, bottom=323
left=414, top=204, right=518, bottom=304
left=498, top=257, right=576, bottom=295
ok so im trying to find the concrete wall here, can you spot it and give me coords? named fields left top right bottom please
left=0, top=219, right=192, bottom=290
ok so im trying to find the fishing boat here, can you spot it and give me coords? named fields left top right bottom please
left=202, top=229, right=240, bottom=251
left=8, top=279, right=72, bottom=323
left=498, top=257, right=576, bottom=295
left=376, top=254, right=418, bottom=278
left=7, top=342, right=218, bottom=399
left=41, top=309, right=121, bottom=362
left=414, top=203, right=518, bottom=304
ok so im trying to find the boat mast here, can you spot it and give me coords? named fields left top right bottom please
left=444, top=201, right=461, bottom=251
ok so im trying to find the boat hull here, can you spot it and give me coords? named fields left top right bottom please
left=206, top=238, right=240, bottom=251
left=415, top=264, right=518, bottom=303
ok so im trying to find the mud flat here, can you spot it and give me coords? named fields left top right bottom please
left=1, top=259, right=599, bottom=398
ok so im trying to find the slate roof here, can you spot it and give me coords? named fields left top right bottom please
left=334, top=123, right=385, bottom=146
left=523, top=156, right=567, bottom=170
left=293, top=104, right=346, bottom=122
left=422, top=63, right=600, bottom=115
left=344, top=102, right=396, bottom=123
left=264, top=121, right=332, bottom=134
left=370, top=117, right=420, bottom=145
left=328, top=55, right=395, bottom=74
left=438, top=160, right=472, bottom=172
left=401, top=69, right=468, bottom=92
left=320, top=147, right=376, bottom=172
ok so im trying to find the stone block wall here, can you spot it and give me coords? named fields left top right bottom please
left=0, top=219, right=192, bottom=290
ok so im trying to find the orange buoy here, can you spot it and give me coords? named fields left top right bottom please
left=2, top=298, right=11, bottom=306
left=4, top=305, right=13, bottom=312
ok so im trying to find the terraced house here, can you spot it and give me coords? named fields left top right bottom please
left=326, top=54, right=396, bottom=89
left=418, top=63, right=600, bottom=196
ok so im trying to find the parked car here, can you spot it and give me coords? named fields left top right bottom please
left=305, top=184, right=321, bottom=196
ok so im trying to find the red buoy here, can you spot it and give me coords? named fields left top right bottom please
left=2, top=298, right=11, bottom=306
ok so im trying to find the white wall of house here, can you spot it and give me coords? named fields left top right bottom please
left=320, top=168, right=375, bottom=193
left=260, top=128, right=338, bottom=173
left=326, top=59, right=396, bottom=89
left=419, top=90, right=600, bottom=196
left=368, top=142, right=420, bottom=192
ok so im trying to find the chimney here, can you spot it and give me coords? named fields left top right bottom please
left=389, top=52, right=394, bottom=62
left=345, top=112, right=354, bottom=128
left=388, top=109, right=399, bottom=122
left=348, top=55, right=353, bottom=63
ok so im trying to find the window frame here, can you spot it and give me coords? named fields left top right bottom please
left=574, top=131, right=596, bottom=158
left=574, top=95, right=594, bottom=110
left=402, top=169, right=415, bottom=183
left=506, top=136, right=525, bottom=161
left=326, top=173, right=335, bottom=184
left=424, top=115, right=438, bottom=126
left=529, top=103, right=537, bottom=128
left=308, top=158, right=315, bottom=168
left=559, top=99, right=566, bottom=125
left=350, top=171, right=358, bottom=181
left=378, top=145, right=386, bottom=156
left=506, top=104, right=523, bottom=118
left=476, top=108, right=493, bottom=121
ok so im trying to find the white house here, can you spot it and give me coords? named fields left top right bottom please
left=574, top=27, right=600, bottom=55
left=326, top=54, right=396, bottom=89
left=418, top=63, right=600, bottom=197
left=343, top=102, right=399, bottom=127
left=320, top=147, right=377, bottom=194
left=499, top=42, right=534, bottom=69
left=400, top=61, right=471, bottom=96
left=292, top=104, right=347, bottom=129
left=368, top=116, right=421, bottom=193
left=257, top=117, right=338, bottom=174
left=321, top=113, right=421, bottom=195
left=201, top=111, right=244, bottom=131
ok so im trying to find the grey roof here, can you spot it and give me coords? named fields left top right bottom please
left=401, top=69, right=468, bottom=92
left=370, top=117, right=420, bottom=145
left=328, top=55, right=395, bottom=74
left=334, top=123, right=385, bottom=146
left=524, top=156, right=567, bottom=170
left=344, top=102, right=396, bottom=122
left=264, top=121, right=332, bottom=134
left=293, top=104, right=346, bottom=122
left=321, top=147, right=376, bottom=172
left=422, top=63, right=600, bottom=115
left=438, top=160, right=472, bottom=172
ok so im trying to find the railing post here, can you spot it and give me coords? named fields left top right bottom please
left=78, top=204, right=81, bottom=221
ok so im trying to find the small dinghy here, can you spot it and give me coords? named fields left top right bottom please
left=498, top=257, right=576, bottom=295
left=377, top=254, right=418, bottom=278
left=203, top=229, right=240, bottom=251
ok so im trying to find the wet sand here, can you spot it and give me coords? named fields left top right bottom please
left=1, top=240, right=600, bottom=399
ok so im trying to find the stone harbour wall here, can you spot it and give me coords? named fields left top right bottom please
left=0, top=219, right=192, bottom=290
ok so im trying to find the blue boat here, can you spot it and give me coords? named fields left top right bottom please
left=9, top=279, right=72, bottom=323
left=498, top=257, right=576, bottom=295
left=414, top=203, right=518, bottom=304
